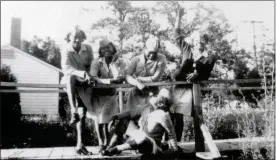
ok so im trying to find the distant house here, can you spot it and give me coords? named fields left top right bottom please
left=1, top=44, right=63, bottom=115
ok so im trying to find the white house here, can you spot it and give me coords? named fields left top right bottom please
left=1, top=44, right=63, bottom=115
left=1, top=17, right=63, bottom=115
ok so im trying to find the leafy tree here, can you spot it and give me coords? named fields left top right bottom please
left=128, top=7, right=160, bottom=48
left=91, top=1, right=160, bottom=54
left=91, top=1, right=134, bottom=50
left=231, top=49, right=263, bottom=105
left=42, top=37, right=61, bottom=68
left=21, top=36, right=61, bottom=69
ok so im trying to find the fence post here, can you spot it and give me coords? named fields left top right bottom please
left=192, top=84, right=205, bottom=152
left=193, top=84, right=221, bottom=159
left=119, top=89, right=123, bottom=113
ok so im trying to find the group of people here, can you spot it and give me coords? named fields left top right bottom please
left=61, top=8, right=217, bottom=157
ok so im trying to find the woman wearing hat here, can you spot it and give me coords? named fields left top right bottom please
left=89, top=39, right=126, bottom=153
left=171, top=8, right=217, bottom=148
left=104, top=37, right=167, bottom=151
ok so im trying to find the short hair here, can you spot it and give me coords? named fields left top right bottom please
left=200, top=34, right=209, bottom=43
left=98, top=41, right=117, bottom=57
left=64, top=30, right=87, bottom=43
left=155, top=88, right=173, bottom=112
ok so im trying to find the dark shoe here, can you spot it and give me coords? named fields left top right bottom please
left=98, top=145, right=107, bottom=153
left=70, top=113, right=80, bottom=126
left=102, top=147, right=120, bottom=156
left=76, top=146, right=93, bottom=155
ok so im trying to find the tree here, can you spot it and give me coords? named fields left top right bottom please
left=22, top=36, right=61, bottom=69
left=128, top=7, right=160, bottom=48
left=232, top=50, right=262, bottom=105
left=91, top=1, right=135, bottom=50
left=91, top=1, right=161, bottom=56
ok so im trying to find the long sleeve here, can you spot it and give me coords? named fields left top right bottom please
left=61, top=51, right=86, bottom=78
left=85, top=45, right=94, bottom=71
left=90, top=59, right=112, bottom=84
left=173, top=28, right=192, bottom=67
left=196, top=54, right=217, bottom=80
left=137, top=57, right=167, bottom=83
left=126, top=58, right=140, bottom=86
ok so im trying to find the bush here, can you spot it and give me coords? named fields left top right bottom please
left=1, top=65, right=21, bottom=148
left=180, top=79, right=274, bottom=159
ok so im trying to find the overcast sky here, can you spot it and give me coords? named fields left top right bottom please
left=1, top=1, right=274, bottom=52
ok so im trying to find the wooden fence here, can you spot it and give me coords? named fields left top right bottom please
left=0, top=79, right=274, bottom=159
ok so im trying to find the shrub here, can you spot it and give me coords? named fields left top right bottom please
left=0, top=65, right=21, bottom=147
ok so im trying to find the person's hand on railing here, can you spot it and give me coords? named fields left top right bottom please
left=136, top=81, right=146, bottom=90
left=84, top=72, right=94, bottom=85
left=187, top=71, right=199, bottom=82
left=110, top=76, right=125, bottom=84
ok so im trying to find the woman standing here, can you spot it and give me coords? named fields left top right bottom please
left=171, top=8, right=217, bottom=146
left=89, top=39, right=126, bottom=153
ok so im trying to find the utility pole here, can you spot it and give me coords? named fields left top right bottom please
left=244, top=20, right=263, bottom=70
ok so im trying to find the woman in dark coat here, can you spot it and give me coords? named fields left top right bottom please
left=171, top=8, right=217, bottom=142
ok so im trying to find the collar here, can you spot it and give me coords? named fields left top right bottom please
left=193, top=50, right=208, bottom=61
left=67, top=44, right=87, bottom=53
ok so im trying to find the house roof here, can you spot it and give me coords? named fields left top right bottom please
left=1, top=44, right=63, bottom=73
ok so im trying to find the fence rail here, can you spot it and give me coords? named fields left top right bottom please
left=0, top=79, right=273, bottom=93
left=1, top=78, right=274, bottom=159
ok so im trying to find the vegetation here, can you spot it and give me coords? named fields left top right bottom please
left=1, top=65, right=21, bottom=148
left=1, top=1, right=274, bottom=159
left=22, top=36, right=61, bottom=69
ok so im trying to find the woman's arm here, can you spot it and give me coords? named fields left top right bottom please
left=126, top=58, right=146, bottom=90
left=89, top=59, right=112, bottom=84
left=61, top=51, right=86, bottom=78
left=137, top=56, right=167, bottom=83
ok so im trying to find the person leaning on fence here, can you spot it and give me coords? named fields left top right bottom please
left=103, top=37, right=167, bottom=151
left=89, top=39, right=127, bottom=153
left=171, top=8, right=218, bottom=142
left=102, top=88, right=178, bottom=158
left=61, top=27, right=94, bottom=155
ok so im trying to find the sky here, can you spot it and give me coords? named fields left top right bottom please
left=1, top=1, right=274, bottom=52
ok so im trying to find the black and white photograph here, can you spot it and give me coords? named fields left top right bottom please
left=0, top=1, right=275, bottom=160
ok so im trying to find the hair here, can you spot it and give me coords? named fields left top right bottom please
left=200, top=34, right=209, bottom=43
left=64, top=29, right=87, bottom=43
left=98, top=42, right=117, bottom=57
left=155, top=88, right=173, bottom=112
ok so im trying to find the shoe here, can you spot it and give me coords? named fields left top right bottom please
left=102, top=147, right=121, bottom=156
left=76, top=146, right=93, bottom=155
left=70, top=113, right=80, bottom=126
left=98, top=145, right=107, bottom=153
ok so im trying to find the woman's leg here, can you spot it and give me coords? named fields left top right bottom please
left=104, top=131, right=152, bottom=156
left=106, top=118, right=128, bottom=150
left=76, top=108, right=85, bottom=149
left=102, top=123, right=109, bottom=147
left=75, top=107, right=92, bottom=155
left=67, top=75, right=79, bottom=125
left=170, top=113, right=184, bottom=142
left=97, top=123, right=109, bottom=152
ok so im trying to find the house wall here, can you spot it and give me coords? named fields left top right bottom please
left=1, top=47, right=59, bottom=115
